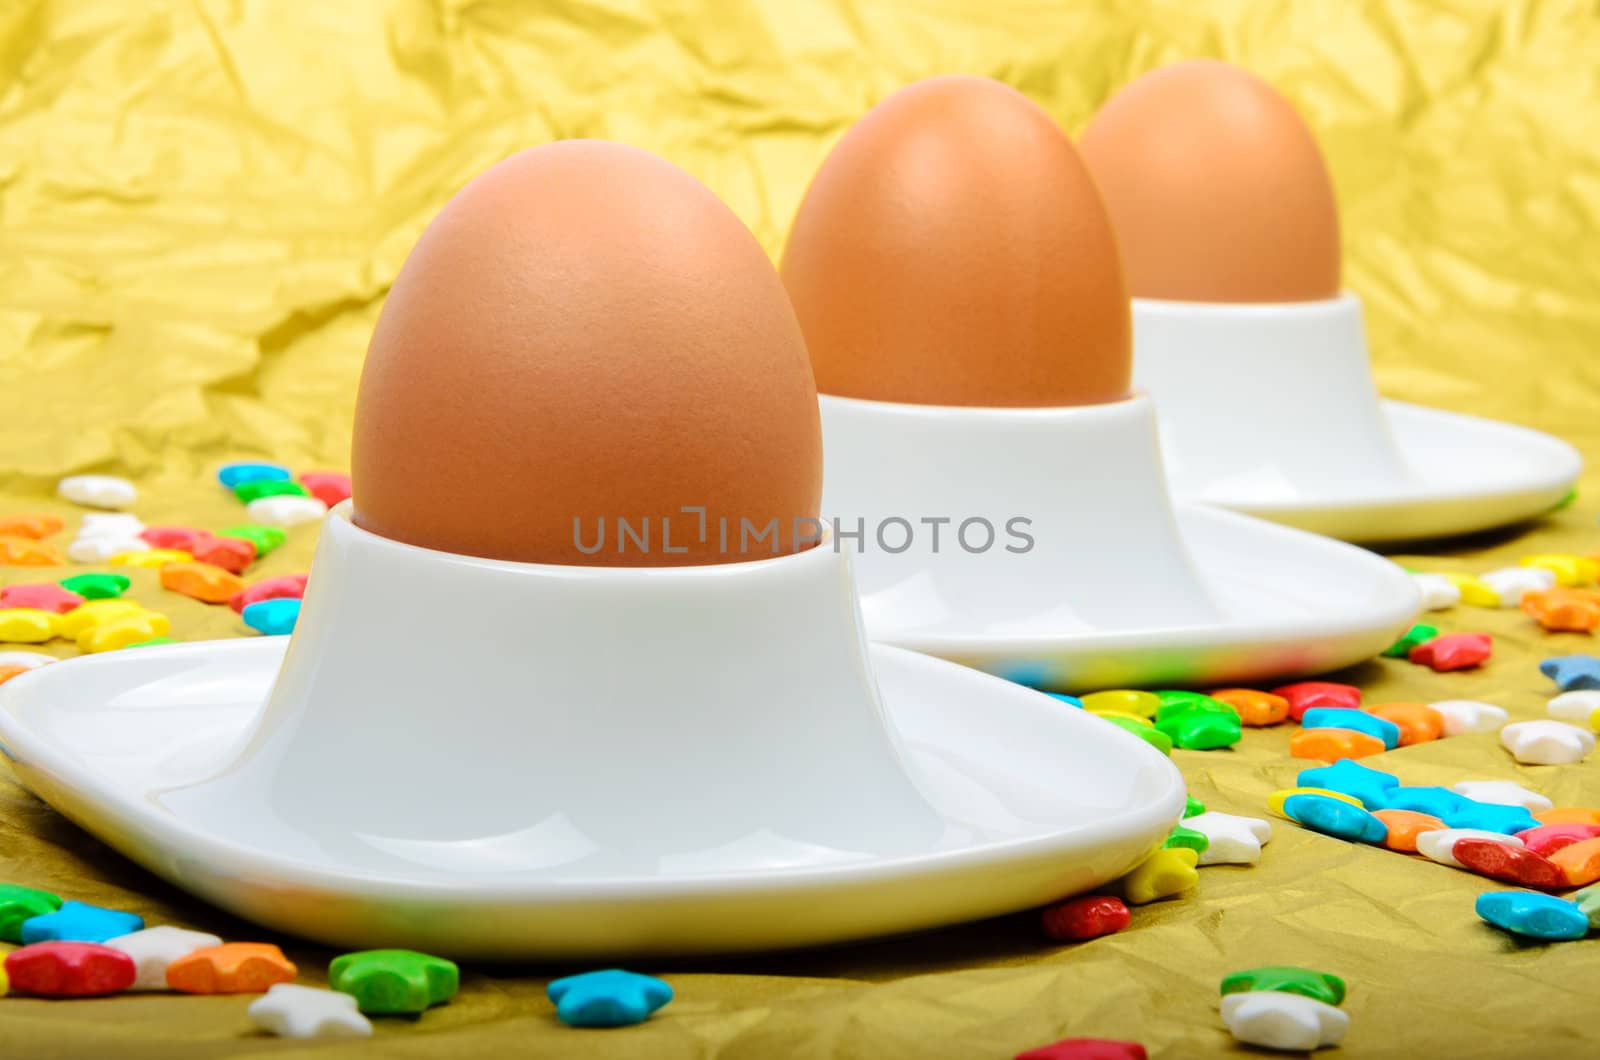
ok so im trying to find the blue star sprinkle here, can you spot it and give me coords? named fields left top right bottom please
left=1283, top=794, right=1388, bottom=844
left=547, top=969, right=673, bottom=1028
left=1540, top=654, right=1600, bottom=691
left=20, top=900, right=143, bottom=944
left=1298, top=759, right=1400, bottom=810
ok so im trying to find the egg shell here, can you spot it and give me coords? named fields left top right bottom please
left=781, top=75, right=1131, bottom=408
left=352, top=141, right=823, bottom=567
left=1080, top=60, right=1341, bottom=304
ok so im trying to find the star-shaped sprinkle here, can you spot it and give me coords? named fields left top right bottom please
left=1372, top=809, right=1446, bottom=852
left=0, top=884, right=63, bottom=943
left=299, top=471, right=353, bottom=508
left=242, top=597, right=302, bottom=636
left=166, top=942, right=296, bottom=994
left=1269, top=681, right=1360, bottom=721
left=1540, top=654, right=1600, bottom=692
left=1185, top=812, right=1272, bottom=865
left=1154, top=709, right=1241, bottom=750
left=1039, top=895, right=1130, bottom=942
left=1438, top=572, right=1500, bottom=606
left=1410, top=573, right=1460, bottom=610
left=245, top=495, right=327, bottom=528
left=1208, top=688, right=1289, bottom=726
left=58, top=573, right=130, bottom=599
left=140, top=525, right=214, bottom=551
left=193, top=535, right=256, bottom=574
left=1428, top=699, right=1508, bottom=735
left=1409, top=632, right=1492, bottom=671
left=58, top=474, right=137, bottom=510
left=1416, top=828, right=1523, bottom=868
left=1221, top=992, right=1348, bottom=1052
left=249, top=983, right=373, bottom=1039
left=218, top=462, right=292, bottom=489
left=1481, top=565, right=1555, bottom=606
left=3, top=941, right=136, bottom=996
left=218, top=524, right=286, bottom=556
left=0, top=513, right=64, bottom=539
left=1220, top=965, right=1345, bottom=1005
left=1501, top=720, right=1595, bottom=765
left=1476, top=890, right=1589, bottom=941
left=1451, top=780, right=1553, bottom=813
left=1453, top=839, right=1566, bottom=889
left=1548, top=690, right=1600, bottom=725
left=1368, top=702, right=1445, bottom=745
left=547, top=969, right=673, bottom=1028
left=1298, top=759, right=1399, bottom=810
left=233, top=479, right=310, bottom=504
left=1115, top=847, right=1200, bottom=904
left=1283, top=795, right=1387, bottom=844
left=1184, top=796, right=1206, bottom=818
left=20, top=901, right=142, bottom=945
left=105, top=925, right=222, bottom=990
left=329, top=949, right=459, bottom=1015
left=0, top=583, right=84, bottom=614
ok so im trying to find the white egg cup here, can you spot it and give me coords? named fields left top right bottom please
left=0, top=503, right=1184, bottom=958
left=1132, top=294, right=1581, bottom=543
left=819, top=391, right=1419, bottom=690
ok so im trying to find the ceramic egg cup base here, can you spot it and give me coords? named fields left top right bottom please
left=819, top=392, right=1420, bottom=691
left=1132, top=294, right=1580, bottom=543
left=0, top=508, right=1184, bottom=959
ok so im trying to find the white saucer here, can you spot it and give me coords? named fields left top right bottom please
left=878, top=502, right=1419, bottom=691
left=0, top=625, right=1183, bottom=960
left=1132, top=295, right=1581, bottom=544
left=1188, top=400, right=1580, bottom=543
left=818, top=392, right=1420, bottom=691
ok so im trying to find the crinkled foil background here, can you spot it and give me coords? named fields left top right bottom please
left=2, top=2, right=1599, bottom=1056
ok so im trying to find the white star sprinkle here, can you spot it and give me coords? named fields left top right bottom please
left=1500, top=720, right=1595, bottom=765
left=248, top=984, right=372, bottom=1040
left=1429, top=699, right=1508, bottom=735
left=1186, top=811, right=1272, bottom=866
left=1411, top=573, right=1461, bottom=611
left=1480, top=566, right=1556, bottom=606
left=106, top=925, right=223, bottom=990
left=1548, top=690, right=1600, bottom=725
left=1221, top=992, right=1348, bottom=1051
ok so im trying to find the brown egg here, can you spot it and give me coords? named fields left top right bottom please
left=1080, top=60, right=1341, bottom=303
left=780, top=75, right=1131, bottom=408
left=352, top=141, right=823, bottom=567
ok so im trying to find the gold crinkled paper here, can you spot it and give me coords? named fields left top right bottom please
left=3, top=1, right=1600, bottom=1056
